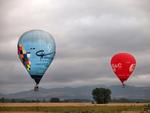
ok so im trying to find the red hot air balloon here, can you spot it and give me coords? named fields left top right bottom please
left=110, top=53, right=136, bottom=87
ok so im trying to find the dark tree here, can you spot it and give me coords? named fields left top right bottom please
left=50, top=97, right=60, bottom=102
left=0, top=97, right=5, bottom=103
left=92, top=88, right=111, bottom=104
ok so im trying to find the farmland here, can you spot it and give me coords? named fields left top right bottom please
left=0, top=103, right=149, bottom=113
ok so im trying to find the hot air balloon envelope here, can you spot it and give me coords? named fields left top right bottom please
left=18, top=30, right=56, bottom=90
left=110, top=52, right=136, bottom=86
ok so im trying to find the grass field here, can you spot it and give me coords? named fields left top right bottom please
left=0, top=103, right=149, bottom=113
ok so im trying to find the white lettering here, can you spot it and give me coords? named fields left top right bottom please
left=112, top=63, right=122, bottom=72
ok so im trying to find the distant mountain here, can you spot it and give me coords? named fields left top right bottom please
left=110, top=85, right=150, bottom=100
left=0, top=93, right=5, bottom=98
left=1, top=85, right=150, bottom=100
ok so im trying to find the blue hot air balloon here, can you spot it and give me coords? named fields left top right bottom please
left=18, top=30, right=56, bottom=91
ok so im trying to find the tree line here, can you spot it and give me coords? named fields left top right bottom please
left=0, top=97, right=60, bottom=103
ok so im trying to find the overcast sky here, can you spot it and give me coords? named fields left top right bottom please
left=0, top=0, right=150, bottom=94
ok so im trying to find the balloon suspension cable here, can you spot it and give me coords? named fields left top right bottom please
left=122, top=82, right=125, bottom=88
left=34, top=84, right=39, bottom=92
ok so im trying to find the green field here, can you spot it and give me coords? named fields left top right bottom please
left=0, top=103, right=149, bottom=113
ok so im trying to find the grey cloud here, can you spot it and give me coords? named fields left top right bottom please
left=0, top=0, right=150, bottom=93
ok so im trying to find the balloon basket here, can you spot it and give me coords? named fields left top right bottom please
left=122, top=83, right=125, bottom=88
left=34, top=85, right=39, bottom=91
